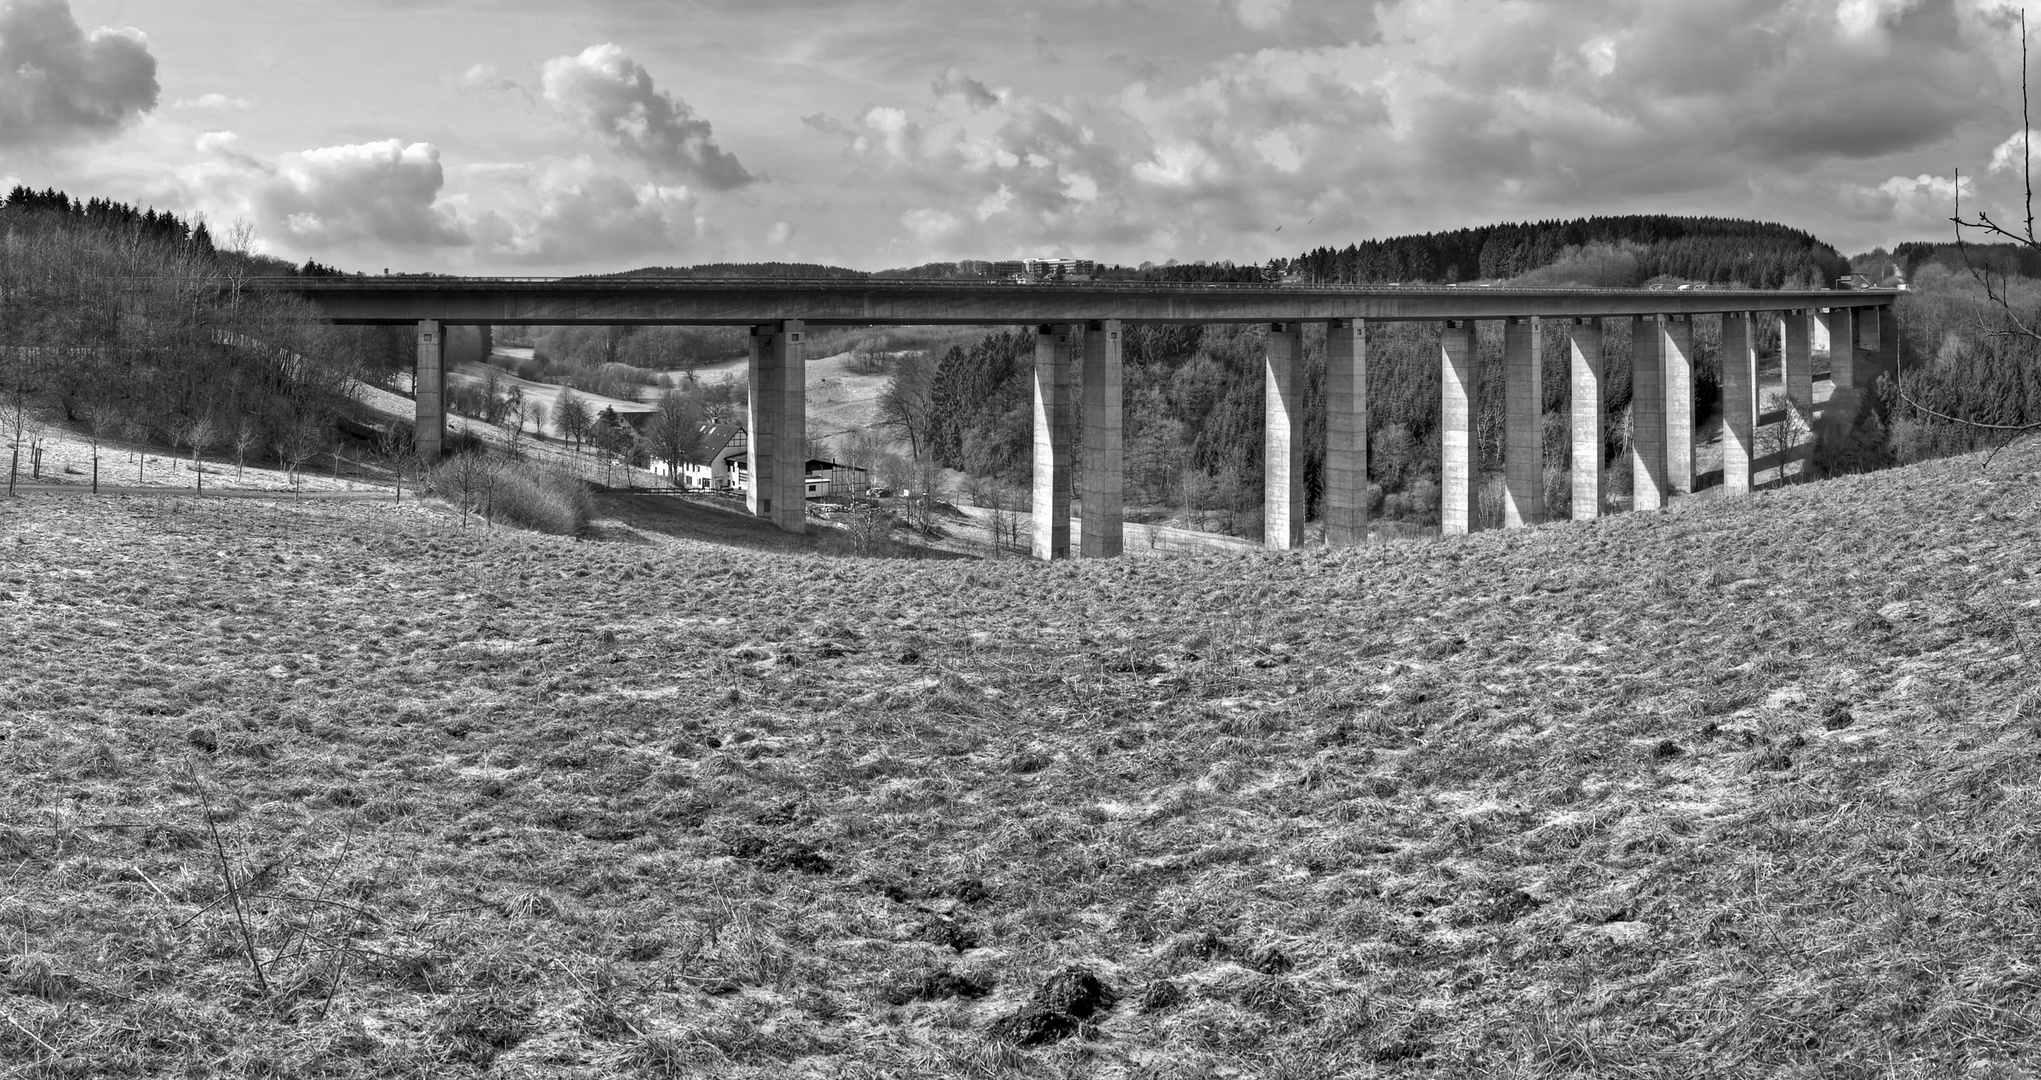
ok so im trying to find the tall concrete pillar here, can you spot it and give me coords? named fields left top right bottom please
left=1630, top=315, right=1667, bottom=512
left=1823, top=307, right=1858, bottom=391
left=1779, top=310, right=1813, bottom=413
left=1502, top=316, right=1543, bottom=529
left=1032, top=324, right=1075, bottom=561
left=746, top=325, right=775, bottom=519
left=1081, top=319, right=1123, bottom=558
left=1720, top=312, right=1758, bottom=495
left=1874, top=303, right=1899, bottom=388
left=1568, top=318, right=1604, bottom=521
left=1778, top=310, right=1814, bottom=480
left=746, top=320, right=807, bottom=534
left=1856, top=305, right=1888, bottom=388
left=1662, top=315, right=1694, bottom=495
left=1323, top=318, right=1368, bottom=547
left=1264, top=322, right=1305, bottom=550
left=415, top=319, right=444, bottom=462
left=1440, top=320, right=1478, bottom=535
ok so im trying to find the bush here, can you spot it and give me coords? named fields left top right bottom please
left=1476, top=472, right=1506, bottom=530
left=485, top=460, right=595, bottom=534
left=1543, top=463, right=1571, bottom=521
left=1406, top=477, right=1441, bottom=526
left=1810, top=395, right=1891, bottom=480
left=428, top=453, right=593, bottom=534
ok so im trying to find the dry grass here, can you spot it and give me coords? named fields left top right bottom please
left=2, top=442, right=2039, bottom=1078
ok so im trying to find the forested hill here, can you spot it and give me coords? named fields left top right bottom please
left=1890, top=240, right=2041, bottom=281
left=614, top=214, right=1845, bottom=289
left=606, top=262, right=869, bottom=280
left=4, top=185, right=218, bottom=255
left=1275, top=214, right=1849, bottom=289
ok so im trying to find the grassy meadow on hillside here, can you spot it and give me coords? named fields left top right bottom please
left=2, top=445, right=2039, bottom=1078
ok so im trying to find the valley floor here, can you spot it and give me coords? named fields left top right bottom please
left=1, top=443, right=2038, bottom=1078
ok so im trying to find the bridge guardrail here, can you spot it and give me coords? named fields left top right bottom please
left=244, top=276, right=1897, bottom=298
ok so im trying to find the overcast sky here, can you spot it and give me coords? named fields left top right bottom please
left=2, top=0, right=2034, bottom=274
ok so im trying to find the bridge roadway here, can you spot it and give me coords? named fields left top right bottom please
left=273, top=276, right=1893, bottom=326
left=269, top=276, right=1901, bottom=556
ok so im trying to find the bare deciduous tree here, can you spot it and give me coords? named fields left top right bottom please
left=1935, top=9, right=2041, bottom=449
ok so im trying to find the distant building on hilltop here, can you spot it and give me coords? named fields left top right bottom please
left=976, top=257, right=1098, bottom=282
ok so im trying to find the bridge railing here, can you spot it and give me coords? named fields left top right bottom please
left=247, top=275, right=1896, bottom=299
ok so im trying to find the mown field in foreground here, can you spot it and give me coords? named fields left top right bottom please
left=2, top=447, right=2038, bottom=1079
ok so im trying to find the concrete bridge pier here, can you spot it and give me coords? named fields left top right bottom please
left=1824, top=307, right=1858, bottom=391
left=1032, top=324, right=1076, bottom=560
left=746, top=320, right=807, bottom=534
left=1264, top=323, right=1305, bottom=550
left=1720, top=312, right=1758, bottom=495
left=1323, top=318, right=1367, bottom=547
left=1856, top=305, right=1890, bottom=388
left=1780, top=310, right=1813, bottom=413
left=1874, top=306, right=1899, bottom=387
left=1568, top=318, right=1604, bottom=520
left=1630, top=315, right=1668, bottom=511
left=1778, top=310, right=1814, bottom=480
left=1440, top=320, right=1478, bottom=535
left=1502, top=316, right=1543, bottom=528
left=1081, top=320, right=1124, bottom=558
left=1823, top=306, right=1862, bottom=423
left=1662, top=315, right=1695, bottom=495
left=415, top=319, right=444, bottom=462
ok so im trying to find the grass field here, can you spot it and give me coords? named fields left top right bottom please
left=2, top=443, right=2039, bottom=1078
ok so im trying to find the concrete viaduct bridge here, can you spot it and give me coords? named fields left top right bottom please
left=278, top=277, right=1899, bottom=557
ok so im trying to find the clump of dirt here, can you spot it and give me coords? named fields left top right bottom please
left=724, top=833, right=833, bottom=874
left=882, top=966, right=995, bottom=1005
left=988, top=965, right=1116, bottom=1047
left=874, top=874, right=992, bottom=907
left=1244, top=943, right=1294, bottom=975
left=433, top=992, right=533, bottom=1067
left=1162, top=929, right=1228, bottom=963
left=913, top=916, right=980, bottom=953
left=1136, top=979, right=1184, bottom=1013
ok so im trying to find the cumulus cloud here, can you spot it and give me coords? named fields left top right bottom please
left=1989, top=128, right=2040, bottom=174
left=932, top=66, right=999, bottom=110
left=0, top=0, right=158, bottom=147
left=813, top=0, right=2014, bottom=257
left=1836, top=172, right=1972, bottom=222
left=174, top=92, right=247, bottom=110
left=254, top=139, right=469, bottom=249
left=541, top=44, right=753, bottom=189
left=1228, top=0, right=1292, bottom=31
left=454, top=62, right=533, bottom=104
left=472, top=158, right=702, bottom=263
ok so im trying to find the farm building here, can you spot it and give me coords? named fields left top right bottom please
left=726, top=455, right=871, bottom=499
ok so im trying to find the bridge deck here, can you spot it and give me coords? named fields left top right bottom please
left=263, top=277, right=1899, bottom=326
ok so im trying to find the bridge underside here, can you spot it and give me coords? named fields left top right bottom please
left=294, top=280, right=1897, bottom=555
left=286, top=279, right=1895, bottom=327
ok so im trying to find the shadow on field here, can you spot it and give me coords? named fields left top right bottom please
left=591, top=492, right=972, bottom=559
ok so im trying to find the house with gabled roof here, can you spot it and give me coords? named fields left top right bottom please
left=678, top=421, right=747, bottom=490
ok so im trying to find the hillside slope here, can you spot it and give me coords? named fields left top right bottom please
left=1, top=447, right=2038, bottom=1077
